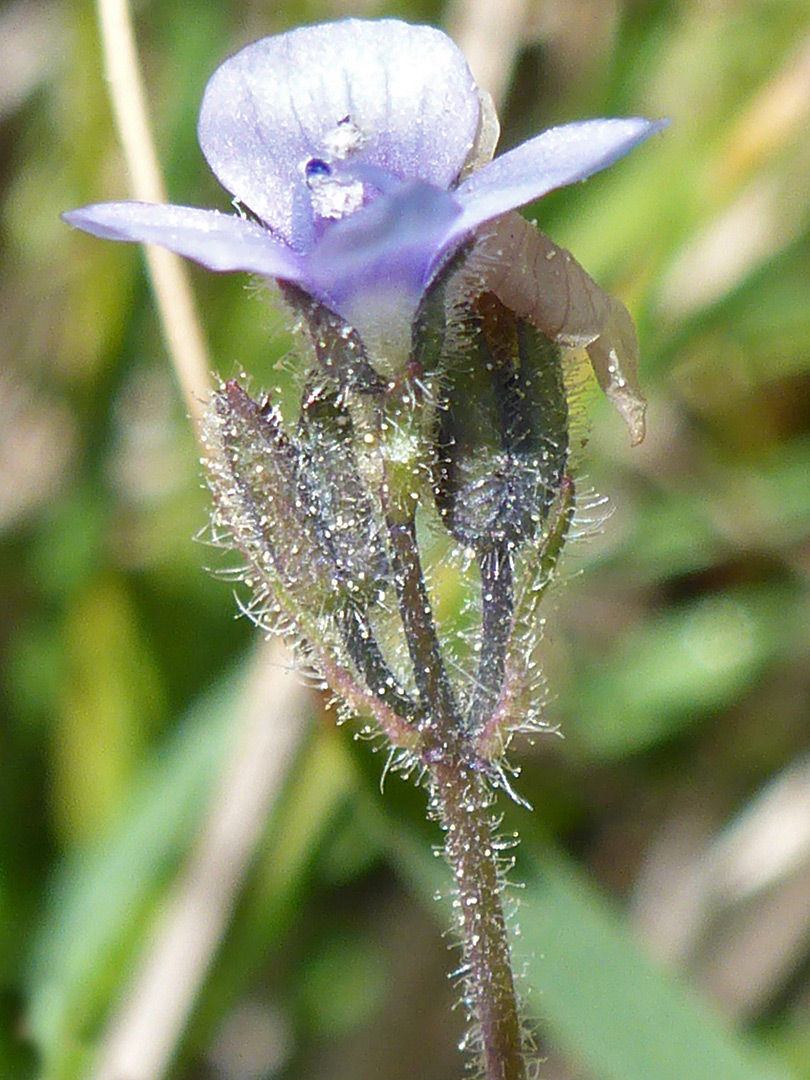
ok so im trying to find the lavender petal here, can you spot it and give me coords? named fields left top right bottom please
left=198, top=20, right=479, bottom=246
left=307, top=182, right=461, bottom=310
left=449, top=118, right=667, bottom=239
left=63, top=202, right=306, bottom=281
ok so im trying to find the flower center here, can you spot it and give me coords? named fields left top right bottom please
left=321, top=116, right=366, bottom=159
left=304, top=158, right=365, bottom=221
left=302, top=116, right=373, bottom=224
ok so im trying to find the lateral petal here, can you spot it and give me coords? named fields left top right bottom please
left=450, top=118, right=666, bottom=239
left=63, top=202, right=306, bottom=281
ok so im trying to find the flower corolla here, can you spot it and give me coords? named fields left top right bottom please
left=64, top=18, right=663, bottom=436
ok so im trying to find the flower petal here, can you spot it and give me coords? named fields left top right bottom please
left=305, top=182, right=463, bottom=366
left=584, top=296, right=647, bottom=445
left=308, top=183, right=460, bottom=306
left=457, top=89, right=501, bottom=182
left=448, top=214, right=647, bottom=443
left=63, top=202, right=306, bottom=281
left=198, top=19, right=479, bottom=247
left=450, top=118, right=667, bottom=238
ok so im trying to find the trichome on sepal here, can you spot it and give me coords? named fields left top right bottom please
left=201, top=226, right=579, bottom=781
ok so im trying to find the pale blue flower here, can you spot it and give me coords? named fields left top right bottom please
left=64, top=18, right=663, bottom=368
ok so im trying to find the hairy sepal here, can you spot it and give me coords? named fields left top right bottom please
left=429, top=290, right=569, bottom=553
left=203, top=379, right=387, bottom=610
left=201, top=378, right=418, bottom=750
left=415, top=238, right=571, bottom=742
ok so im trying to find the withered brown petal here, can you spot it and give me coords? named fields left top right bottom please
left=450, top=213, right=647, bottom=444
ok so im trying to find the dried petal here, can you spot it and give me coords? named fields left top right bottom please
left=584, top=296, right=647, bottom=445
left=457, top=89, right=501, bottom=182
left=451, top=213, right=647, bottom=443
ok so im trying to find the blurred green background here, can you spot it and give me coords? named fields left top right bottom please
left=4, top=0, right=810, bottom=1077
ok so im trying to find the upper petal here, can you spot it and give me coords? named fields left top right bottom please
left=197, top=19, right=479, bottom=247
left=449, top=118, right=667, bottom=239
left=63, top=202, right=306, bottom=281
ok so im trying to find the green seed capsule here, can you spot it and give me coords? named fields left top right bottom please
left=429, top=289, right=569, bottom=555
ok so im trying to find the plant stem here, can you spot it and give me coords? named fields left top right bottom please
left=432, top=756, right=526, bottom=1080
left=335, top=603, right=417, bottom=721
left=385, top=504, right=526, bottom=1080
left=468, top=543, right=513, bottom=733
left=386, top=515, right=460, bottom=726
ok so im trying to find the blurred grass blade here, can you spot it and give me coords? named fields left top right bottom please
left=517, top=851, right=793, bottom=1080
left=24, top=656, right=346, bottom=1080
left=89, top=640, right=308, bottom=1080
left=26, top=661, right=243, bottom=1079
left=570, top=585, right=799, bottom=759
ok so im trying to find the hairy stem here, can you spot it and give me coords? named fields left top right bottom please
left=468, top=543, right=513, bottom=732
left=431, top=756, right=526, bottom=1080
left=386, top=516, right=460, bottom=727
left=336, top=603, right=417, bottom=721
left=385, top=504, right=525, bottom=1079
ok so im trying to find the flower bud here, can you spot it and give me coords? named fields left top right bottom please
left=296, top=375, right=389, bottom=598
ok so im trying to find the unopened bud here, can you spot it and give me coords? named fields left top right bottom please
left=297, top=375, right=389, bottom=599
